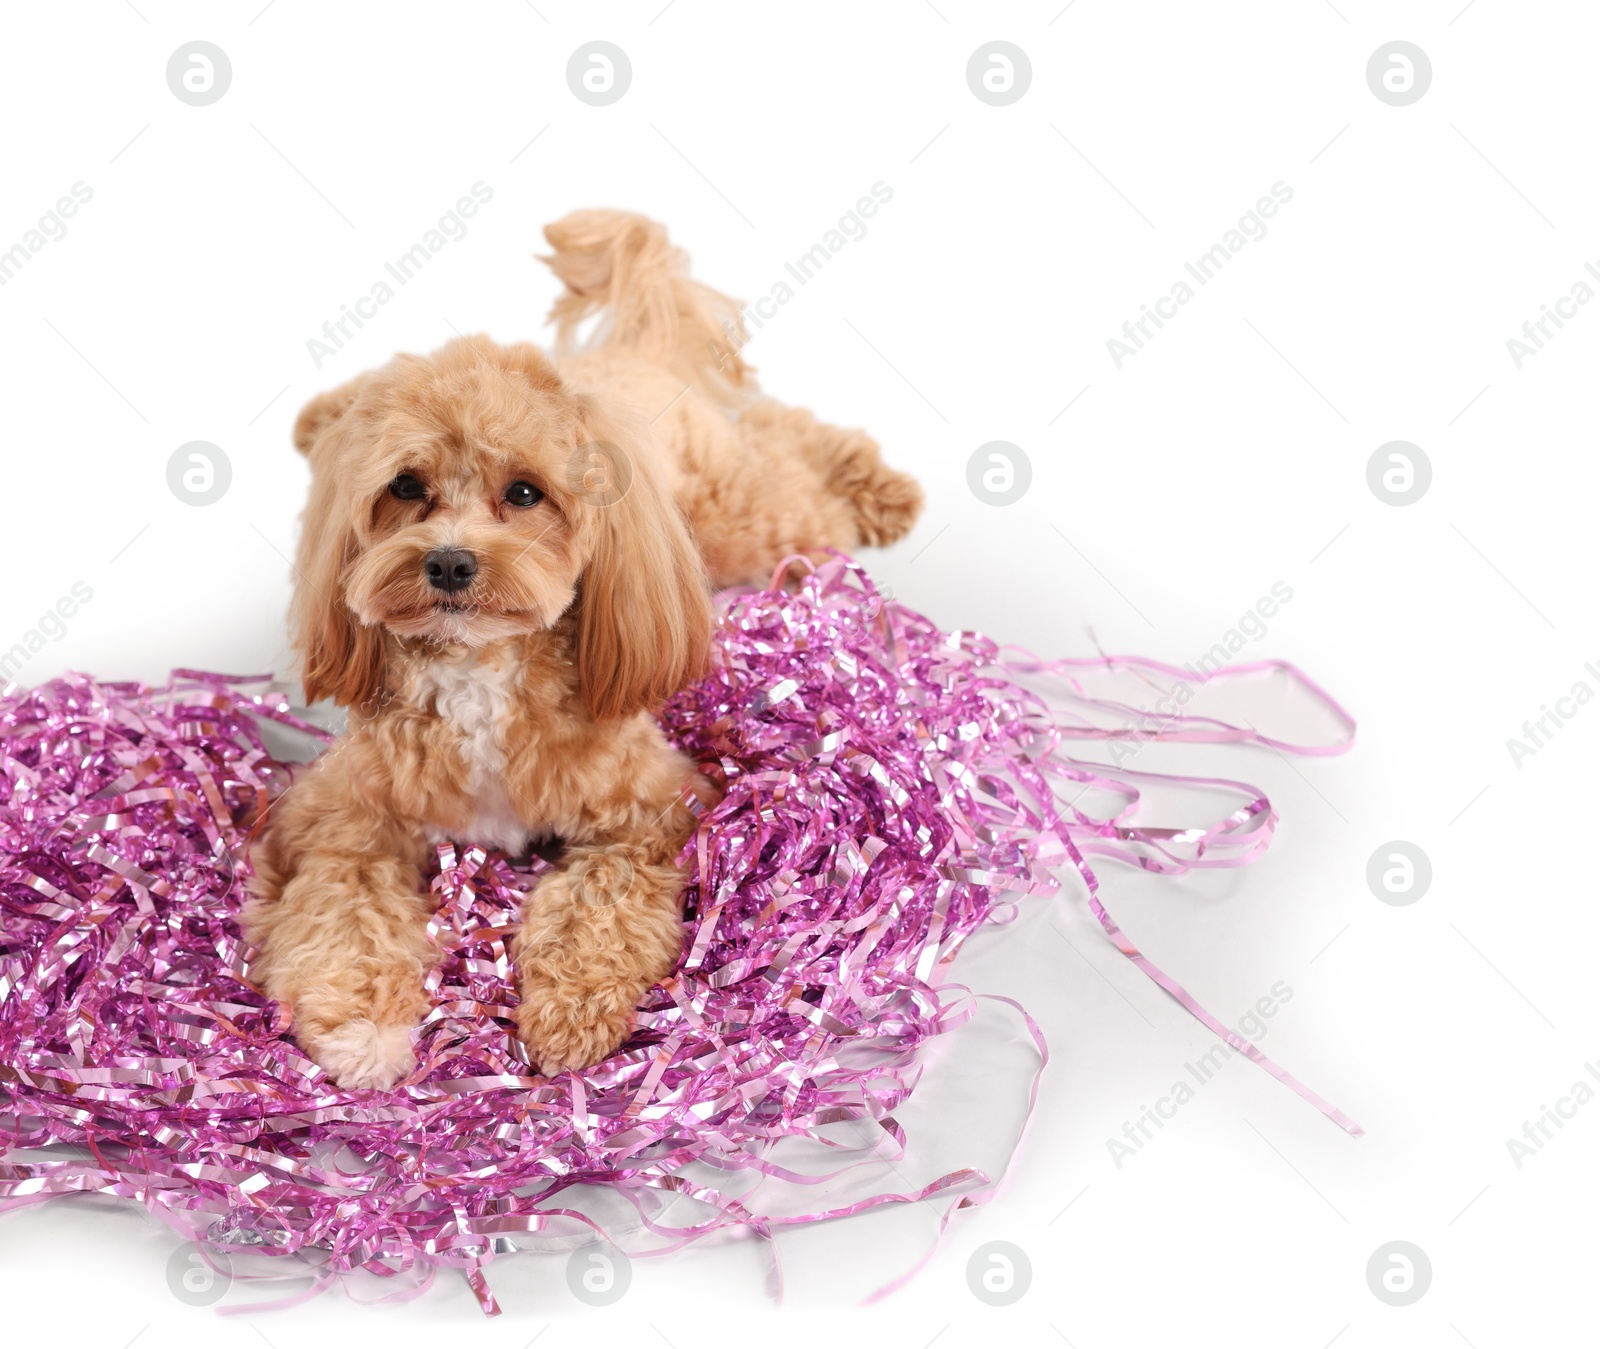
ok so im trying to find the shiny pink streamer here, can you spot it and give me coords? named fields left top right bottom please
left=0, top=557, right=1359, bottom=1314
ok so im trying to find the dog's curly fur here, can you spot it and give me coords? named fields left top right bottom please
left=243, top=210, right=923, bottom=1088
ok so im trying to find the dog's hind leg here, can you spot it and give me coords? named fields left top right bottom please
left=736, top=399, right=924, bottom=549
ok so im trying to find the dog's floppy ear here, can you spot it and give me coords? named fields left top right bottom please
left=289, top=382, right=388, bottom=711
left=292, top=373, right=376, bottom=457
left=572, top=396, right=713, bottom=721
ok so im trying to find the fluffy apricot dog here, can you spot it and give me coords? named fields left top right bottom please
left=244, top=210, right=923, bottom=1088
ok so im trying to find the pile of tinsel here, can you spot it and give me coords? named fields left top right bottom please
left=0, top=559, right=1356, bottom=1312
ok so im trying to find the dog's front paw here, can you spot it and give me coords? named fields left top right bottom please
left=515, top=977, right=636, bottom=1076
left=309, top=1018, right=417, bottom=1090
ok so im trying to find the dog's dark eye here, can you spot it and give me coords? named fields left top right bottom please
left=389, top=474, right=427, bottom=500
left=505, top=481, right=543, bottom=508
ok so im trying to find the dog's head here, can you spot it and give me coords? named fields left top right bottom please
left=291, top=336, right=711, bottom=720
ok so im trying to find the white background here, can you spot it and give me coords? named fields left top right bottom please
left=0, top=1, right=1593, bottom=1344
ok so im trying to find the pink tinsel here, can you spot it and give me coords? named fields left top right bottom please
left=0, top=559, right=1355, bottom=1312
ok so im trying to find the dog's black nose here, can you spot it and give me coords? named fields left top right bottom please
left=424, top=547, right=478, bottom=593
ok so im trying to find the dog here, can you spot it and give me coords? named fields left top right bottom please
left=243, top=210, right=923, bottom=1089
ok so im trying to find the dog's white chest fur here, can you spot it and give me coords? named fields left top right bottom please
left=413, top=651, right=532, bottom=854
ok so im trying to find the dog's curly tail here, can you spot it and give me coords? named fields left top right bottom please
left=540, top=209, right=753, bottom=403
